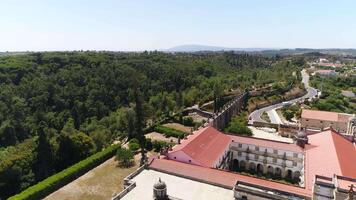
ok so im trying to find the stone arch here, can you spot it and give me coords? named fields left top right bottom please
left=267, top=165, right=274, bottom=176
left=240, top=160, right=246, bottom=171
left=293, top=171, right=301, bottom=182
left=249, top=162, right=256, bottom=173
left=286, top=169, right=293, bottom=180
left=275, top=167, right=282, bottom=178
left=232, top=159, right=239, bottom=171
left=257, top=163, right=264, bottom=174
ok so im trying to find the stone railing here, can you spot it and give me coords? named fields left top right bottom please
left=111, top=164, right=146, bottom=200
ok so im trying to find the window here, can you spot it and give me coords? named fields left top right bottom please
left=293, top=153, right=298, bottom=158
left=174, top=157, right=176, bottom=159
left=273, top=149, right=278, bottom=154
left=306, top=119, right=309, bottom=121
left=238, top=151, right=242, bottom=156
left=320, top=121, right=323, bottom=123
left=255, top=154, right=258, bottom=159
left=255, top=146, right=259, bottom=151
left=293, top=161, right=297, bottom=167
left=189, top=160, right=191, bottom=163
left=273, top=158, right=277, bottom=163
left=238, top=143, right=242, bottom=148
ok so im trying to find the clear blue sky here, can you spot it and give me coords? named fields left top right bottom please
left=1, top=0, right=356, bottom=51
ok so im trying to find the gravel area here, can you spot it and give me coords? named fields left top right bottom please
left=249, top=126, right=293, bottom=143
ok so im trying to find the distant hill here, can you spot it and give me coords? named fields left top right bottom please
left=164, top=45, right=275, bottom=52
left=163, top=45, right=356, bottom=56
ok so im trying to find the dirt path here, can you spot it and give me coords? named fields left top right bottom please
left=44, top=156, right=139, bottom=200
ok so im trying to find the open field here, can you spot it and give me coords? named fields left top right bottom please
left=145, top=131, right=178, bottom=143
left=163, top=122, right=192, bottom=133
left=44, top=156, right=140, bottom=200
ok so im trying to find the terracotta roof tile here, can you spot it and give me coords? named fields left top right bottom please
left=168, top=126, right=231, bottom=167
left=305, top=129, right=356, bottom=190
left=301, top=109, right=352, bottom=122
left=149, top=158, right=312, bottom=198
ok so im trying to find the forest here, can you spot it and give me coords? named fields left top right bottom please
left=310, top=74, right=356, bottom=114
left=0, top=51, right=302, bottom=199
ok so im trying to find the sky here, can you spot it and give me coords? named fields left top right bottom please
left=1, top=0, right=356, bottom=51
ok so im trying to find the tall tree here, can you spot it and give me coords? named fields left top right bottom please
left=133, top=87, right=146, bottom=166
left=34, top=122, right=53, bottom=181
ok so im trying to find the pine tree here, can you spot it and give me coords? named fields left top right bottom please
left=35, top=122, right=53, bottom=181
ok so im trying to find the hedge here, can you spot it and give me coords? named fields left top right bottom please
left=152, top=140, right=175, bottom=152
left=154, top=125, right=186, bottom=138
left=8, top=144, right=119, bottom=200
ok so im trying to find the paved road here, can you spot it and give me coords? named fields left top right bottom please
left=267, top=109, right=282, bottom=124
left=248, top=69, right=318, bottom=124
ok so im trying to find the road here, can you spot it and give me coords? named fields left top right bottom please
left=248, top=69, right=318, bottom=124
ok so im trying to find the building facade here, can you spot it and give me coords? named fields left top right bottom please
left=301, top=109, right=356, bottom=135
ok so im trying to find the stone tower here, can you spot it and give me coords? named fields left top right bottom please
left=295, top=130, right=308, bottom=148
left=153, top=178, right=167, bottom=200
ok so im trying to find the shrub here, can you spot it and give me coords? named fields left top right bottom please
left=115, top=147, right=134, bottom=167
left=152, top=140, right=174, bottom=152
left=225, top=113, right=252, bottom=136
left=128, top=142, right=140, bottom=152
left=154, top=125, right=186, bottom=138
left=8, top=144, right=119, bottom=200
left=145, top=138, right=153, bottom=151
left=182, top=116, right=194, bottom=126
left=129, top=138, right=139, bottom=144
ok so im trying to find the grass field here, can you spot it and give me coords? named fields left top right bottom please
left=44, top=156, right=139, bottom=200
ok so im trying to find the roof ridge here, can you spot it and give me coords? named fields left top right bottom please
left=329, top=129, right=356, bottom=176
left=227, top=133, right=296, bottom=145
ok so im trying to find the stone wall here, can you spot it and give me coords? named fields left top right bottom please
left=212, top=93, right=247, bottom=130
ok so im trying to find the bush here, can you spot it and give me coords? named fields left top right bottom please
left=152, top=140, right=173, bottom=152
left=182, top=116, right=194, bottom=126
left=115, top=147, right=134, bottom=167
left=226, top=122, right=252, bottom=136
left=8, top=144, right=119, bottom=200
left=128, top=142, right=140, bottom=152
left=283, top=110, right=294, bottom=121
left=145, top=138, right=153, bottom=151
left=154, top=125, right=186, bottom=138
left=129, top=138, right=139, bottom=144
left=225, top=113, right=252, bottom=136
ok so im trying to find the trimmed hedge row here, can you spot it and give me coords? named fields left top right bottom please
left=154, top=125, right=186, bottom=138
left=9, top=144, right=119, bottom=200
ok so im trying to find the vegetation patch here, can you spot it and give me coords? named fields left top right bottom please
left=261, top=111, right=271, bottom=123
left=8, top=144, right=119, bottom=200
left=154, top=125, right=187, bottom=138
left=225, top=112, right=252, bottom=136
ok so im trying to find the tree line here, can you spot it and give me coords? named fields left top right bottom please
left=0, top=51, right=301, bottom=199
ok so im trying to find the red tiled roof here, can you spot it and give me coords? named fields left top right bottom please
left=149, top=158, right=312, bottom=198
left=315, top=69, right=335, bottom=74
left=301, top=109, right=352, bottom=122
left=228, top=134, right=304, bottom=153
left=304, top=129, right=356, bottom=190
left=168, top=126, right=231, bottom=167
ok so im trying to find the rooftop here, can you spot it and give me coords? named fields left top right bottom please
left=120, top=168, right=234, bottom=200
left=157, top=126, right=356, bottom=197
left=315, top=69, right=336, bottom=74
left=228, top=134, right=304, bottom=153
left=168, top=126, right=231, bottom=167
left=304, top=129, right=356, bottom=190
left=301, top=109, right=353, bottom=123
left=149, top=158, right=312, bottom=198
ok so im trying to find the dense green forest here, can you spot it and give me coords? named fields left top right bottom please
left=0, top=51, right=301, bottom=199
